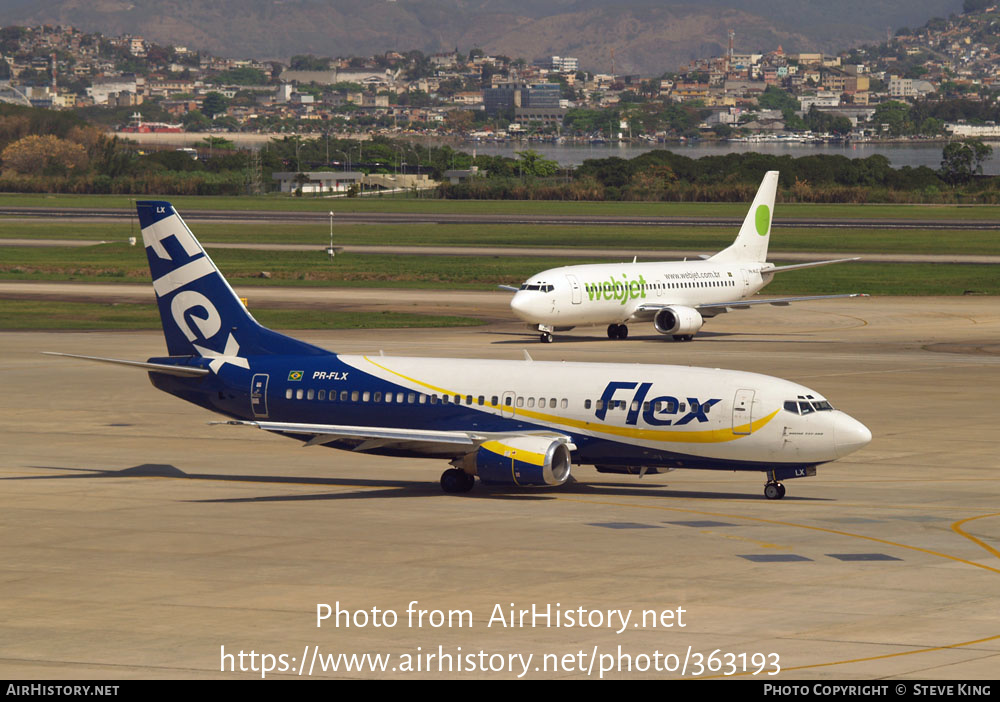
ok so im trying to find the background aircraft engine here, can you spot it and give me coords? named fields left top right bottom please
left=653, top=306, right=704, bottom=336
left=473, top=437, right=572, bottom=486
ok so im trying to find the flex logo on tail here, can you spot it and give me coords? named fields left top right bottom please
left=596, top=381, right=720, bottom=427
left=139, top=202, right=248, bottom=372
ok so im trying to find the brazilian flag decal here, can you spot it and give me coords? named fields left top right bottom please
left=288, top=370, right=304, bottom=381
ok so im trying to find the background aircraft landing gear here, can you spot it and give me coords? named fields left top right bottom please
left=763, top=481, right=786, bottom=500
left=540, top=332, right=554, bottom=343
left=673, top=335, right=694, bottom=342
left=607, top=324, right=628, bottom=340
left=441, top=468, right=475, bottom=493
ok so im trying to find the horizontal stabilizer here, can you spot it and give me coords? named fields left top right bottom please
left=766, top=257, right=860, bottom=273
left=42, top=352, right=209, bottom=377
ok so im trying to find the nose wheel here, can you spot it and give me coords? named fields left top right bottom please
left=540, top=332, right=554, bottom=343
left=763, top=481, right=786, bottom=500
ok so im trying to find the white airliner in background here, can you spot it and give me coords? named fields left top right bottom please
left=46, top=200, right=871, bottom=500
left=508, top=171, right=866, bottom=343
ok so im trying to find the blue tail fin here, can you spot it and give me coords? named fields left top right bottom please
left=137, top=201, right=326, bottom=358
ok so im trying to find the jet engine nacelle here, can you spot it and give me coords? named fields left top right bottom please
left=653, top=306, right=704, bottom=336
left=471, top=436, right=572, bottom=486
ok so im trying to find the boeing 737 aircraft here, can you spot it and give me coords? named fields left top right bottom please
left=508, top=171, right=865, bottom=343
left=47, top=201, right=871, bottom=500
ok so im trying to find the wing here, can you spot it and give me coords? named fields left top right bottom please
left=497, top=284, right=520, bottom=292
left=632, top=293, right=869, bottom=319
left=218, top=419, right=575, bottom=456
left=697, top=292, right=869, bottom=311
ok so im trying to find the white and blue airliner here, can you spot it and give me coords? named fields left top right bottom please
left=48, top=201, right=871, bottom=500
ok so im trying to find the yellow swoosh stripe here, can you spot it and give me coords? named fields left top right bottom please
left=361, top=356, right=775, bottom=445
left=480, top=440, right=547, bottom=466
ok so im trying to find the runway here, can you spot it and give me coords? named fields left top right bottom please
left=2, top=296, right=1000, bottom=679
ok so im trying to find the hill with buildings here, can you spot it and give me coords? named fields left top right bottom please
left=0, top=0, right=964, bottom=74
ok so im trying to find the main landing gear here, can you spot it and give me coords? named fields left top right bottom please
left=672, top=334, right=694, bottom=342
left=607, top=323, right=629, bottom=340
left=763, top=481, right=786, bottom=500
left=441, top=468, right=476, bottom=493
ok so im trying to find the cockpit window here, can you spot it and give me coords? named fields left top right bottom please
left=519, top=283, right=555, bottom=292
left=784, top=399, right=835, bottom=415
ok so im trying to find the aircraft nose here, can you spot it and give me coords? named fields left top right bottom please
left=510, top=291, right=535, bottom=322
left=834, top=413, right=872, bottom=458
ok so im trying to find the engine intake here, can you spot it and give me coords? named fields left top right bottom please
left=470, top=436, right=572, bottom=486
left=653, top=306, right=704, bottom=336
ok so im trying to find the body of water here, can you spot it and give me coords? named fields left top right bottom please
left=114, top=131, right=1000, bottom=175
left=459, top=139, right=1000, bottom=174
